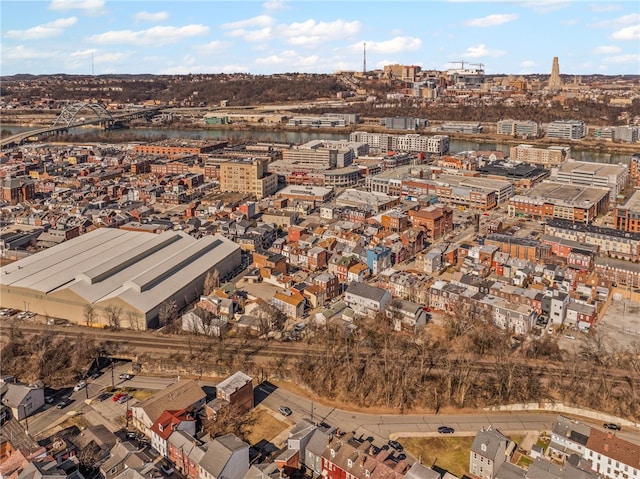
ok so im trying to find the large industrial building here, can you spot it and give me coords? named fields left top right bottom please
left=549, top=159, right=628, bottom=201
left=508, top=181, right=610, bottom=224
left=0, top=228, right=241, bottom=329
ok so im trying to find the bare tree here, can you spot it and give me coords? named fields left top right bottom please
left=202, top=403, right=256, bottom=441
left=126, top=310, right=143, bottom=331
left=159, top=300, right=179, bottom=333
left=83, top=304, right=97, bottom=327
left=104, top=305, right=122, bottom=330
left=203, top=269, right=220, bottom=296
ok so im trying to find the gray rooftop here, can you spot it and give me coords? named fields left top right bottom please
left=345, top=282, right=389, bottom=303
left=470, top=427, right=510, bottom=460
left=0, top=228, right=240, bottom=315
left=216, top=371, right=252, bottom=397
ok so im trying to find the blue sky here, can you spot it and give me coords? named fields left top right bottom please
left=1, top=0, right=639, bottom=76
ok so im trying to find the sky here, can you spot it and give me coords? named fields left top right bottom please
left=1, top=0, right=639, bottom=76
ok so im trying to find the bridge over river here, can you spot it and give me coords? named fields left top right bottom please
left=1, top=102, right=167, bottom=149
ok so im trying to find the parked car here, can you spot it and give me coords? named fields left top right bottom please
left=112, top=393, right=125, bottom=402
left=160, top=464, right=174, bottom=476
left=604, top=423, right=621, bottom=431
left=73, top=381, right=87, bottom=392
left=438, top=426, right=455, bottom=434
left=117, top=394, right=131, bottom=404
left=388, top=440, right=403, bottom=452
left=57, top=398, right=72, bottom=409
left=97, top=393, right=112, bottom=402
left=278, top=405, right=292, bottom=416
left=119, top=373, right=133, bottom=380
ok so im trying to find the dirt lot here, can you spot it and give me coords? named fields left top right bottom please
left=402, top=436, right=474, bottom=477
left=244, top=405, right=290, bottom=445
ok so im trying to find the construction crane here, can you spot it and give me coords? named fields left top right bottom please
left=469, top=62, right=485, bottom=70
left=448, top=61, right=466, bottom=69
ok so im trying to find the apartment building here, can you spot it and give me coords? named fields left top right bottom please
left=545, top=219, right=640, bottom=262
left=219, top=158, right=278, bottom=199
left=408, top=205, right=454, bottom=239
left=349, top=131, right=449, bottom=154
left=440, top=122, right=483, bottom=134
left=281, top=144, right=353, bottom=169
left=615, top=189, right=640, bottom=233
left=1, top=177, right=36, bottom=205
left=546, top=120, right=587, bottom=139
left=509, top=144, right=571, bottom=167
left=550, top=159, right=628, bottom=201
left=134, top=140, right=226, bottom=156
left=496, top=119, right=540, bottom=138
left=508, top=181, right=610, bottom=224
left=631, top=153, right=640, bottom=187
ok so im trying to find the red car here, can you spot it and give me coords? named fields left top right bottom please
left=112, top=393, right=124, bottom=402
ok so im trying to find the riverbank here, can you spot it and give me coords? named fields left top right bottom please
left=2, top=120, right=638, bottom=162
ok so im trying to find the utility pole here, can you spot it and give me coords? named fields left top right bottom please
left=111, top=361, right=115, bottom=388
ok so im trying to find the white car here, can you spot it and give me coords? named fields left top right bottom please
left=73, top=381, right=87, bottom=392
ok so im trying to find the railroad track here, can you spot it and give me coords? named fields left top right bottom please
left=6, top=320, right=640, bottom=387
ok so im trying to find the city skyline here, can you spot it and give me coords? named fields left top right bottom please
left=1, top=0, right=639, bottom=76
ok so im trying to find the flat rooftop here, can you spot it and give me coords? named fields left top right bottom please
left=619, top=189, right=640, bottom=212
left=553, top=159, right=628, bottom=177
left=523, top=181, right=610, bottom=205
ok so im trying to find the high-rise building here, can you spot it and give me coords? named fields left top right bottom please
left=547, top=120, right=586, bottom=140
left=509, top=144, right=571, bottom=167
left=497, top=120, right=540, bottom=139
left=219, top=158, right=278, bottom=199
left=548, top=56, right=562, bottom=90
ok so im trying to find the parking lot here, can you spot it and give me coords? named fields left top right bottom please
left=599, top=295, right=640, bottom=348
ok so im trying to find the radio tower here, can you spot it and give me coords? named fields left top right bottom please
left=363, top=42, right=366, bottom=74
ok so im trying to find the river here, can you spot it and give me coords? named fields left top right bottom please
left=3, top=125, right=635, bottom=164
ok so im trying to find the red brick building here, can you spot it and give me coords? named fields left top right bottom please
left=1, top=177, right=35, bottom=205
left=408, top=206, right=453, bottom=239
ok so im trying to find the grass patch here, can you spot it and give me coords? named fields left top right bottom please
left=244, top=407, right=290, bottom=446
left=535, top=437, right=550, bottom=452
left=509, top=434, right=524, bottom=446
left=516, top=455, right=533, bottom=467
left=402, top=436, right=474, bottom=478
left=128, top=389, right=155, bottom=401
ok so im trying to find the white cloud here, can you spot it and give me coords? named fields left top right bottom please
left=593, top=45, right=622, bottom=55
left=465, top=14, right=517, bottom=27
left=226, top=27, right=273, bottom=42
left=263, top=0, right=287, bottom=11
left=588, top=3, right=621, bottom=12
left=520, top=60, right=535, bottom=68
left=221, top=15, right=274, bottom=30
left=350, top=36, right=422, bottom=54
left=132, top=11, right=169, bottom=23
left=5, top=17, right=77, bottom=40
left=254, top=50, right=319, bottom=67
left=161, top=63, right=249, bottom=74
left=1, top=44, right=54, bottom=60
left=561, top=19, right=578, bottom=26
left=195, top=40, right=231, bottom=54
left=49, top=0, right=105, bottom=15
left=279, top=19, right=360, bottom=45
left=89, top=24, right=209, bottom=46
left=611, top=24, right=640, bottom=41
left=602, top=53, right=640, bottom=64
left=590, top=13, right=640, bottom=28
left=521, top=0, right=570, bottom=13
left=461, top=44, right=506, bottom=58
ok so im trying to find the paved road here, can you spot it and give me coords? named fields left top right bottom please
left=255, top=382, right=640, bottom=445
left=24, top=371, right=640, bottom=447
